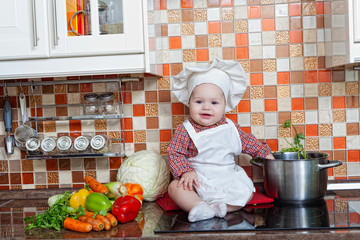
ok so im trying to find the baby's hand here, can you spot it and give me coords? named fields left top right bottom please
left=178, top=171, right=199, bottom=191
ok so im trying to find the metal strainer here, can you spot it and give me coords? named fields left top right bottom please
left=14, top=90, right=37, bottom=151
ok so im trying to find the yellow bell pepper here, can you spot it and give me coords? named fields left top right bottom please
left=69, top=188, right=90, bottom=209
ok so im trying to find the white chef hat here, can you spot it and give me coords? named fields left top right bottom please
left=172, top=58, right=247, bottom=112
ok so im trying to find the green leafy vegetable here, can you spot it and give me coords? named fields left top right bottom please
left=280, top=120, right=308, bottom=159
left=24, top=191, right=85, bottom=231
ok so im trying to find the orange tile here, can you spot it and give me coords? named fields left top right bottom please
left=250, top=73, right=263, bottom=85
left=55, top=94, right=67, bottom=104
left=133, top=104, right=145, bottom=116
left=304, top=71, right=317, bottom=83
left=265, top=99, right=277, bottom=112
left=238, top=100, right=250, bottom=112
left=169, top=36, right=182, bottom=49
left=163, top=64, right=170, bottom=76
left=69, top=120, right=81, bottom=132
left=160, top=0, right=167, bottom=10
left=332, top=96, right=345, bottom=109
left=109, top=157, right=121, bottom=169
left=160, top=129, right=172, bottom=142
left=318, top=70, right=331, bottom=82
left=291, top=98, right=304, bottom=110
left=289, top=30, right=303, bottom=43
left=333, top=137, right=346, bottom=149
left=266, top=139, right=278, bottom=152
left=208, top=21, right=221, bottom=34
left=248, top=6, right=261, bottom=18
left=306, top=124, right=318, bottom=136
left=181, top=0, right=193, bottom=8
left=221, top=0, right=233, bottom=7
left=225, top=114, right=237, bottom=122
left=236, top=47, right=249, bottom=59
left=262, top=18, right=275, bottom=31
left=289, top=3, right=302, bottom=16
left=123, top=92, right=132, bottom=104
left=316, top=2, right=324, bottom=15
left=22, top=173, right=34, bottom=184
left=196, top=49, right=209, bottom=61
left=172, top=103, right=185, bottom=115
left=277, top=72, right=290, bottom=84
left=80, top=83, right=92, bottom=92
left=235, top=33, right=248, bottom=46
left=242, top=127, right=251, bottom=133
left=31, top=108, right=43, bottom=117
left=123, top=118, right=133, bottom=130
left=124, top=131, right=133, bottom=143
left=347, top=150, right=360, bottom=162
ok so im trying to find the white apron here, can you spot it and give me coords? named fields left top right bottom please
left=183, top=118, right=255, bottom=206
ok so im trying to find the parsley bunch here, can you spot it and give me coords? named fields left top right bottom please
left=24, top=191, right=85, bottom=231
left=280, top=120, right=308, bottom=159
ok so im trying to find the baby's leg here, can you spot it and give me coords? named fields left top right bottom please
left=168, top=180, right=215, bottom=222
left=168, top=179, right=202, bottom=212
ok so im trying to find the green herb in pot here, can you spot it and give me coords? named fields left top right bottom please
left=280, top=120, right=309, bottom=159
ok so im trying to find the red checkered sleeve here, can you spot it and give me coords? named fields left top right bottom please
left=233, top=121, right=272, bottom=158
left=167, top=124, right=196, bottom=179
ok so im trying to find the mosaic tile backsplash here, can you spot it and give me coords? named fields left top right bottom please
left=0, top=0, right=360, bottom=190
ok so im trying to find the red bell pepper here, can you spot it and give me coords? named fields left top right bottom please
left=111, top=195, right=141, bottom=223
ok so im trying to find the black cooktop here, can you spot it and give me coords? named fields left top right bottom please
left=154, top=190, right=360, bottom=233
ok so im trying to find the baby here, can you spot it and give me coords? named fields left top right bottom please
left=167, top=58, right=274, bottom=222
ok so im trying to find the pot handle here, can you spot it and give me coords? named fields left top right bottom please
left=318, top=160, right=343, bottom=170
left=250, top=158, right=264, bottom=168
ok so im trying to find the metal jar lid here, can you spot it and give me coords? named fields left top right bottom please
left=57, top=136, right=72, bottom=151
left=41, top=137, right=56, bottom=152
left=84, top=93, right=98, bottom=102
left=90, top=135, right=106, bottom=150
left=74, top=136, right=90, bottom=151
left=26, top=137, right=40, bottom=152
left=99, top=92, right=114, bottom=101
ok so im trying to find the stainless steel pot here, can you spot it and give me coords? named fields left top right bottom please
left=250, top=152, right=342, bottom=203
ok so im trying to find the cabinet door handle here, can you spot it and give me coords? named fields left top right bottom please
left=31, top=0, right=38, bottom=46
left=52, top=0, right=58, bottom=46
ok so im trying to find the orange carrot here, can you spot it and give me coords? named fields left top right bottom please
left=85, top=212, right=111, bottom=231
left=78, top=216, right=104, bottom=231
left=64, top=218, right=92, bottom=233
left=105, top=213, right=118, bottom=227
left=84, top=176, right=108, bottom=195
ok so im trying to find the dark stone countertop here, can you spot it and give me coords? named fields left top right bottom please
left=1, top=188, right=360, bottom=239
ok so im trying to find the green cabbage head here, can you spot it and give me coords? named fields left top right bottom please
left=117, top=150, right=170, bottom=201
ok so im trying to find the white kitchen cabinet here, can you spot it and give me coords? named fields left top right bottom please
left=324, top=0, right=360, bottom=68
left=0, top=0, right=152, bottom=79
left=0, top=0, right=49, bottom=59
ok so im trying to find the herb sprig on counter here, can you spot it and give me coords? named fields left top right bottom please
left=24, top=191, right=85, bottom=231
left=280, top=120, right=308, bottom=159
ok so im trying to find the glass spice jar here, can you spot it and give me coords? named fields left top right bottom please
left=74, top=135, right=90, bottom=153
left=41, top=137, right=57, bottom=154
left=83, top=93, right=99, bottom=115
left=99, top=92, right=116, bottom=114
left=57, top=136, right=74, bottom=153
left=26, top=137, right=41, bottom=155
left=90, top=135, right=110, bottom=153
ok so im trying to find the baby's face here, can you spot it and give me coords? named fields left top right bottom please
left=189, top=83, right=226, bottom=126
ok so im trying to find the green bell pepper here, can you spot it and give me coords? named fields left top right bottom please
left=85, top=192, right=112, bottom=212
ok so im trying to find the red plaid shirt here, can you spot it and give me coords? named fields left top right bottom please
left=167, top=116, right=272, bottom=179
